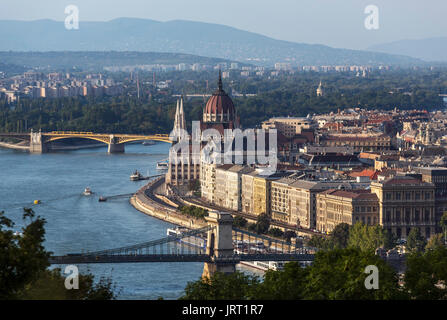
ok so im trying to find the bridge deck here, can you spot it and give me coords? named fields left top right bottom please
left=49, top=253, right=315, bottom=264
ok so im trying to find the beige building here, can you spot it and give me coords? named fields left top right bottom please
left=270, top=177, right=297, bottom=224
left=289, top=180, right=344, bottom=229
left=261, top=117, right=313, bottom=138
left=371, top=175, right=436, bottom=239
left=241, top=171, right=287, bottom=217
left=316, top=190, right=379, bottom=233
left=200, top=162, right=217, bottom=203
left=253, top=174, right=278, bottom=216
left=214, top=165, right=254, bottom=211
left=241, top=171, right=258, bottom=214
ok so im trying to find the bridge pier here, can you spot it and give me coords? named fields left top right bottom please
left=30, top=131, right=48, bottom=153
left=202, top=211, right=235, bottom=279
left=107, top=143, right=125, bottom=153
left=108, top=135, right=125, bottom=153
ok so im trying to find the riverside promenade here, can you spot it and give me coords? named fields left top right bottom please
left=130, top=177, right=207, bottom=229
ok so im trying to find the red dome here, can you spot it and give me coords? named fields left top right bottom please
left=203, top=73, right=236, bottom=123
left=205, top=91, right=235, bottom=116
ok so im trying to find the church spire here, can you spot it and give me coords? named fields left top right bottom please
left=180, top=95, right=186, bottom=131
left=218, top=69, right=223, bottom=91
left=173, top=96, right=187, bottom=138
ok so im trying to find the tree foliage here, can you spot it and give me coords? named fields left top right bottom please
left=348, top=223, right=394, bottom=252
left=405, top=246, right=447, bottom=300
left=406, top=228, right=427, bottom=253
left=182, top=248, right=406, bottom=300
left=0, top=209, right=116, bottom=300
left=179, top=205, right=208, bottom=220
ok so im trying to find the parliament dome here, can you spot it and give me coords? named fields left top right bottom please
left=203, top=72, right=236, bottom=123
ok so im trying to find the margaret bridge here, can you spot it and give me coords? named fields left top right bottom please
left=0, top=130, right=172, bottom=153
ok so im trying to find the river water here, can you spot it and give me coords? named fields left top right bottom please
left=0, top=142, right=208, bottom=299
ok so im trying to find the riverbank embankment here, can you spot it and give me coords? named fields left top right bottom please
left=130, top=177, right=207, bottom=229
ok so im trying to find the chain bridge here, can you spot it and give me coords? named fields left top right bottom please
left=49, top=212, right=315, bottom=278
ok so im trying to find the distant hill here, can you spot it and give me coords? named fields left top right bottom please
left=368, top=37, right=447, bottom=62
left=0, top=18, right=424, bottom=67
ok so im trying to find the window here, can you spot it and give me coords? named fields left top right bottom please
left=405, top=209, right=410, bottom=223
left=406, top=193, right=411, bottom=200
left=425, top=209, right=431, bottom=222
left=386, top=193, right=392, bottom=200
left=396, top=193, right=401, bottom=200
left=415, top=192, right=420, bottom=200
left=425, top=192, right=431, bottom=200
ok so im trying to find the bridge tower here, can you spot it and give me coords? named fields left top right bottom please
left=202, top=211, right=235, bottom=279
left=108, top=135, right=125, bottom=153
left=30, top=130, right=48, bottom=153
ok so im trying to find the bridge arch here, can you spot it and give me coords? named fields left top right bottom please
left=45, top=135, right=110, bottom=144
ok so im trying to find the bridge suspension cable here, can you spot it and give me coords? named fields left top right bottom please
left=80, top=225, right=214, bottom=256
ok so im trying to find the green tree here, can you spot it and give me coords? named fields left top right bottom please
left=404, top=245, right=447, bottom=299
left=348, top=223, right=390, bottom=253
left=330, top=223, right=350, bottom=249
left=0, top=209, right=116, bottom=300
left=268, top=228, right=284, bottom=238
left=440, top=212, right=447, bottom=245
left=181, top=272, right=260, bottom=300
left=233, top=216, right=247, bottom=228
left=406, top=228, right=427, bottom=253
left=254, top=262, right=308, bottom=299
left=303, top=248, right=405, bottom=300
left=283, top=231, right=297, bottom=243
left=0, top=209, right=50, bottom=299
left=425, top=233, right=444, bottom=251
left=255, top=213, right=270, bottom=235
left=307, top=234, right=333, bottom=250
left=19, top=269, right=116, bottom=300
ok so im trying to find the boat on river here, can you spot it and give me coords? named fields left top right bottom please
left=130, top=170, right=144, bottom=181
left=156, top=161, right=168, bottom=170
left=83, top=187, right=93, bottom=196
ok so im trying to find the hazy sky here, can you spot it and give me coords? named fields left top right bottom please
left=1, top=0, right=446, bottom=49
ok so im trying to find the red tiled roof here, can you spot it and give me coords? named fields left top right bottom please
left=349, top=169, right=376, bottom=178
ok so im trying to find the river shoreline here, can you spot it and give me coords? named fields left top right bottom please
left=0, top=141, right=108, bottom=151
left=130, top=177, right=207, bottom=229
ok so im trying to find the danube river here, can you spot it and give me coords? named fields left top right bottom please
left=0, top=142, right=206, bottom=299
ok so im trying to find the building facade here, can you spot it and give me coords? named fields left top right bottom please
left=371, top=175, right=436, bottom=239
left=316, top=190, right=379, bottom=233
